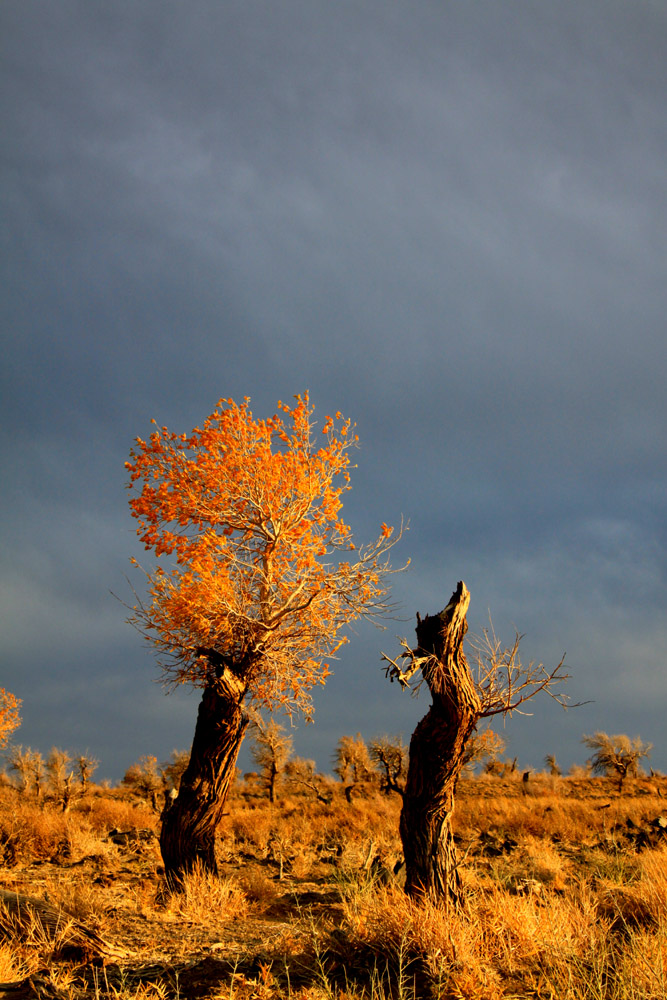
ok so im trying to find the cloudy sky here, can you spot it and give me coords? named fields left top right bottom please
left=2, top=0, right=666, bottom=781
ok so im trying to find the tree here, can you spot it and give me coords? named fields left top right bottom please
left=334, top=733, right=374, bottom=802
left=369, top=735, right=408, bottom=796
left=46, top=747, right=74, bottom=811
left=382, top=581, right=572, bottom=907
left=582, top=732, right=652, bottom=793
left=0, top=689, right=21, bottom=748
left=249, top=716, right=293, bottom=803
left=461, top=728, right=506, bottom=772
left=7, top=746, right=44, bottom=797
left=122, top=755, right=163, bottom=810
left=76, top=754, right=99, bottom=794
left=285, top=757, right=333, bottom=804
left=46, top=747, right=72, bottom=795
left=126, top=394, right=401, bottom=886
left=544, top=753, right=562, bottom=777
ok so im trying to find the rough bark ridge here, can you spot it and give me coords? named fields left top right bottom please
left=160, top=661, right=249, bottom=888
left=399, top=581, right=481, bottom=906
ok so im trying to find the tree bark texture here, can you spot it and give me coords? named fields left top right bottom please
left=160, top=663, right=248, bottom=888
left=399, top=581, right=481, bottom=906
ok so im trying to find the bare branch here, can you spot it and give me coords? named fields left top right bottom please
left=383, top=615, right=583, bottom=720
left=380, top=637, right=433, bottom=690
left=467, top=625, right=579, bottom=719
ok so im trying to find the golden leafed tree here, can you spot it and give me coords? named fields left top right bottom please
left=126, top=393, right=402, bottom=885
left=0, top=688, right=21, bottom=749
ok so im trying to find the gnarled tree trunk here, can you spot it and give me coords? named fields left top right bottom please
left=399, top=582, right=481, bottom=906
left=160, top=659, right=249, bottom=889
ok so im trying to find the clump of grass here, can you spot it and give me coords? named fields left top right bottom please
left=45, top=876, right=111, bottom=926
left=164, top=863, right=249, bottom=923
left=0, top=940, right=31, bottom=983
left=332, top=847, right=667, bottom=1000
left=0, top=896, right=80, bottom=974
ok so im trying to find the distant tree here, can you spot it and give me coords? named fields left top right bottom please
left=126, top=394, right=402, bottom=886
left=334, top=733, right=374, bottom=802
left=249, top=717, right=293, bottom=803
left=285, top=757, right=332, bottom=804
left=369, top=735, right=408, bottom=796
left=0, top=689, right=21, bottom=748
left=46, top=748, right=73, bottom=800
left=582, top=732, right=652, bottom=793
left=122, top=754, right=163, bottom=810
left=7, top=746, right=44, bottom=797
left=461, top=728, right=506, bottom=772
left=483, top=756, right=518, bottom=777
left=159, top=750, right=190, bottom=795
left=76, top=755, right=99, bottom=794
left=382, top=581, right=573, bottom=907
left=544, top=754, right=562, bottom=777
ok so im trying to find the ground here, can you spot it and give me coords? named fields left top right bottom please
left=1, top=773, right=666, bottom=999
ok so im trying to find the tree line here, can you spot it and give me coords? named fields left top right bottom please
left=0, top=723, right=654, bottom=810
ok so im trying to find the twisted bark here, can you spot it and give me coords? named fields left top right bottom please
left=399, top=581, right=481, bottom=906
left=160, top=661, right=249, bottom=889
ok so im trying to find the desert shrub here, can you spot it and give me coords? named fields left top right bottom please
left=0, top=795, right=68, bottom=864
left=462, top=728, right=507, bottom=773
left=284, top=757, right=333, bottom=803
left=74, top=792, right=157, bottom=835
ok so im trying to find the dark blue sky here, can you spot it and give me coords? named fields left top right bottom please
left=2, top=0, right=666, bottom=779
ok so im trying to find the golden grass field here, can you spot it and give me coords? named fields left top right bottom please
left=1, top=771, right=666, bottom=999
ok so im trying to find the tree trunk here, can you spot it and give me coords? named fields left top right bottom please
left=160, top=663, right=248, bottom=889
left=268, top=761, right=277, bottom=804
left=399, top=581, right=481, bottom=907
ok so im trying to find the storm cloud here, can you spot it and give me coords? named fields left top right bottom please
left=1, top=0, right=666, bottom=777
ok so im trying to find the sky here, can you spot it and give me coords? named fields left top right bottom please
left=1, top=0, right=666, bottom=782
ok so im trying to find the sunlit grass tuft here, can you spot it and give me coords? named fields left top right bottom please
left=164, top=862, right=249, bottom=923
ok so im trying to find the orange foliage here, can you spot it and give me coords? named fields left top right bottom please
left=126, top=394, right=403, bottom=718
left=0, top=688, right=21, bottom=748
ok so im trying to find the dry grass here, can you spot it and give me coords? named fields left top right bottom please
left=0, top=776, right=665, bottom=998
left=164, top=863, right=250, bottom=924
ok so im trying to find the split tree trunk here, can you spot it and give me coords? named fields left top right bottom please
left=160, top=660, right=248, bottom=889
left=399, top=581, right=481, bottom=907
